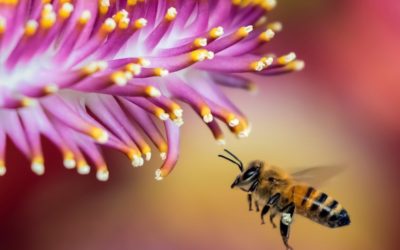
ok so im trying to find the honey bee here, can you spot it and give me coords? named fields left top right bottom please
left=218, top=149, right=351, bottom=250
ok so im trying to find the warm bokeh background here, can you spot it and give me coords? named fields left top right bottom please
left=1, top=1, right=399, bottom=249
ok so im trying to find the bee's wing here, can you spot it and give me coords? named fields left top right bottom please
left=290, top=165, right=346, bottom=188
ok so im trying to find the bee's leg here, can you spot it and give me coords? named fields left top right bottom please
left=255, top=200, right=260, bottom=212
left=279, top=202, right=295, bottom=250
left=247, top=193, right=253, bottom=211
left=260, top=193, right=281, bottom=224
left=269, top=210, right=278, bottom=228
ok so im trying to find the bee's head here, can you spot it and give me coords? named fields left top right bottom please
left=218, top=149, right=263, bottom=192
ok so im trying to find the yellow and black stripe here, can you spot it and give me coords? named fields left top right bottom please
left=294, top=185, right=351, bottom=228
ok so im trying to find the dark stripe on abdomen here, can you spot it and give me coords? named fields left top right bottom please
left=319, top=200, right=338, bottom=218
left=310, top=192, right=327, bottom=211
left=301, top=187, right=315, bottom=206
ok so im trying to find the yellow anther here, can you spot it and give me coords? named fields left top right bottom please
left=250, top=60, right=266, bottom=72
left=226, top=113, right=240, bottom=127
left=31, top=156, right=45, bottom=175
left=259, top=29, right=275, bottom=42
left=286, top=60, right=305, bottom=71
left=154, top=68, right=169, bottom=77
left=267, top=21, right=283, bottom=32
left=209, top=26, right=224, bottom=39
left=77, top=160, right=90, bottom=174
left=165, top=7, right=177, bottom=21
left=0, top=16, right=6, bottom=34
left=42, top=3, right=53, bottom=14
left=59, top=2, right=74, bottom=19
left=24, top=20, right=39, bottom=36
left=0, top=159, right=6, bottom=176
left=89, top=127, right=109, bottom=144
left=118, top=17, right=130, bottom=29
left=21, top=96, right=38, bottom=107
left=193, top=38, right=208, bottom=48
left=96, top=167, right=109, bottom=181
left=101, top=18, right=116, bottom=33
left=190, top=49, right=209, bottom=62
left=277, top=52, right=296, bottom=65
left=155, top=108, right=169, bottom=120
left=231, top=0, right=241, bottom=5
left=79, top=10, right=91, bottom=25
left=113, top=9, right=128, bottom=23
left=141, top=145, right=152, bottom=161
left=40, top=10, right=57, bottom=29
left=261, top=0, right=277, bottom=11
left=127, top=0, right=138, bottom=6
left=145, top=86, right=161, bottom=97
left=111, top=71, right=128, bottom=86
left=200, top=106, right=213, bottom=123
left=43, top=84, right=59, bottom=94
left=138, top=57, right=151, bottom=67
left=236, top=25, right=253, bottom=38
left=82, top=62, right=99, bottom=75
left=125, top=63, right=142, bottom=75
left=134, top=18, right=147, bottom=29
left=99, top=0, right=110, bottom=15
left=260, top=56, right=274, bottom=67
left=63, top=151, right=76, bottom=169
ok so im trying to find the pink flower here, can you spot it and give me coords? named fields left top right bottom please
left=0, top=0, right=303, bottom=181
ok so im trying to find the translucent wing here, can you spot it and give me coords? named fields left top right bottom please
left=290, top=165, right=346, bottom=188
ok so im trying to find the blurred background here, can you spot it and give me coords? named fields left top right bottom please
left=0, top=1, right=399, bottom=249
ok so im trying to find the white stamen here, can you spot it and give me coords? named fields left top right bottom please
left=31, top=162, right=45, bottom=175
left=63, top=159, right=76, bottom=169
left=77, top=165, right=90, bottom=175
left=0, top=165, right=6, bottom=176
left=96, top=130, right=109, bottom=144
left=131, top=155, right=143, bottom=167
left=145, top=152, right=152, bottom=161
left=174, top=109, right=183, bottom=117
left=96, top=169, right=109, bottom=181
left=203, top=114, right=213, bottom=123
left=206, top=51, right=215, bottom=60
left=155, top=169, right=163, bottom=181
left=228, top=118, right=240, bottom=127
left=173, top=118, right=184, bottom=127
left=148, top=87, right=161, bottom=97
left=158, top=113, right=170, bottom=121
left=217, top=139, right=226, bottom=146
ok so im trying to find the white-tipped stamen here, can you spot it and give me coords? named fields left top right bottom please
left=96, top=169, right=109, bottom=181
left=173, top=118, right=184, bottom=126
left=63, top=159, right=76, bottom=169
left=145, top=152, right=152, bottom=161
left=217, top=139, right=226, bottom=146
left=77, top=164, right=91, bottom=175
left=203, top=114, right=213, bottom=123
left=155, top=169, right=163, bottom=181
left=31, top=162, right=45, bottom=175
left=0, top=165, right=6, bottom=176
left=174, top=109, right=183, bottom=117
left=228, top=118, right=240, bottom=127
left=131, top=155, right=143, bottom=167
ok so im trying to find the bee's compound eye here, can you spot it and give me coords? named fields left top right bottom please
left=268, top=177, right=275, bottom=182
left=243, top=167, right=259, bottom=181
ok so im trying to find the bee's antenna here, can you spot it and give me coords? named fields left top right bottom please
left=218, top=149, right=244, bottom=172
left=224, top=149, right=244, bottom=169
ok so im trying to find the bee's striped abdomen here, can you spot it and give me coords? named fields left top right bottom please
left=296, top=186, right=351, bottom=228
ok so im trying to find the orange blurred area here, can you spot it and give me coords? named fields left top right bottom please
left=1, top=1, right=400, bottom=250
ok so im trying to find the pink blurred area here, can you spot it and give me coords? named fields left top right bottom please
left=1, top=1, right=400, bottom=250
